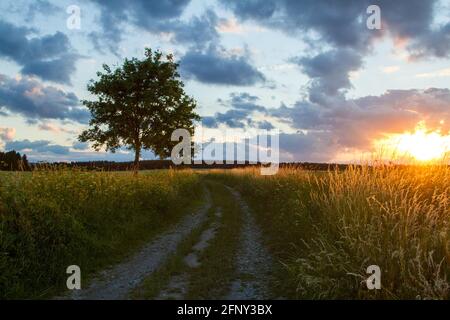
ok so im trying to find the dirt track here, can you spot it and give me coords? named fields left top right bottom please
left=63, top=184, right=274, bottom=300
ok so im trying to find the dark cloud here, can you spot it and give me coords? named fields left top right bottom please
left=291, top=48, right=363, bottom=105
left=203, top=109, right=249, bottom=128
left=224, top=0, right=442, bottom=53
left=203, top=92, right=269, bottom=128
left=90, top=0, right=220, bottom=54
left=279, top=132, right=340, bottom=162
left=181, top=46, right=265, bottom=86
left=21, top=55, right=78, bottom=85
left=408, top=23, right=450, bottom=59
left=96, top=0, right=191, bottom=27
left=257, top=120, right=275, bottom=130
left=0, top=74, right=89, bottom=123
left=165, top=9, right=219, bottom=48
left=224, top=0, right=449, bottom=104
left=222, top=1, right=370, bottom=102
left=0, top=21, right=80, bottom=84
left=268, top=88, right=450, bottom=160
left=5, top=139, right=70, bottom=155
left=202, top=116, right=219, bottom=128
left=222, top=92, right=267, bottom=112
left=72, top=141, right=89, bottom=150
left=223, top=0, right=372, bottom=49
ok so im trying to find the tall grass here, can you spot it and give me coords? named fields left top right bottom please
left=0, top=169, right=200, bottom=299
left=215, top=164, right=449, bottom=299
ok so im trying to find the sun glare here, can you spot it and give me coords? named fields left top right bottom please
left=376, top=121, right=450, bottom=162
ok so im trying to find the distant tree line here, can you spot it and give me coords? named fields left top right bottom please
left=0, top=150, right=30, bottom=171
left=35, top=160, right=259, bottom=171
left=33, top=160, right=353, bottom=172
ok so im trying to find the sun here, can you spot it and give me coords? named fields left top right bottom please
left=376, top=121, right=450, bottom=162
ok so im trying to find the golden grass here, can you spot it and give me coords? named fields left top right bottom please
left=213, top=164, right=449, bottom=299
left=1, top=165, right=448, bottom=299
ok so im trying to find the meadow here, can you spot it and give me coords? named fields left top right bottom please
left=214, top=164, right=449, bottom=299
left=0, top=169, right=201, bottom=299
left=0, top=164, right=448, bottom=299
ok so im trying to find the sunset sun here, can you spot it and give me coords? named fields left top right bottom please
left=377, top=121, right=450, bottom=162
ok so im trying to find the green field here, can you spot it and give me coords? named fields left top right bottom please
left=0, top=166, right=448, bottom=299
left=0, top=169, right=202, bottom=298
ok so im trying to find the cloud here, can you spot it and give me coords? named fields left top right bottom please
left=291, top=48, right=364, bottom=105
left=278, top=131, right=341, bottom=162
left=415, top=67, right=450, bottom=78
left=223, top=0, right=450, bottom=105
left=0, top=20, right=80, bottom=84
left=72, top=141, right=89, bottom=150
left=224, top=0, right=445, bottom=54
left=5, top=139, right=70, bottom=155
left=257, top=120, right=275, bottom=130
left=408, top=23, right=450, bottom=59
left=381, top=66, right=400, bottom=74
left=223, top=0, right=373, bottom=49
left=25, top=0, right=59, bottom=22
left=0, top=127, right=16, bottom=149
left=222, top=92, right=267, bottom=112
left=167, top=10, right=220, bottom=48
left=89, top=0, right=221, bottom=54
left=223, top=1, right=372, bottom=103
left=38, top=122, right=77, bottom=134
left=203, top=109, right=250, bottom=128
left=92, top=0, right=191, bottom=30
left=216, top=17, right=244, bottom=34
left=181, top=46, right=265, bottom=86
left=21, top=56, right=78, bottom=85
left=267, top=88, right=450, bottom=160
left=203, top=92, right=269, bottom=128
left=0, top=73, right=89, bottom=123
left=0, top=127, right=16, bottom=141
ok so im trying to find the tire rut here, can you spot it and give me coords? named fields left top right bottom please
left=225, top=186, right=274, bottom=300
left=155, top=207, right=222, bottom=300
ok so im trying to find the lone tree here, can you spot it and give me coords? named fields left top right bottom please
left=79, top=49, right=200, bottom=171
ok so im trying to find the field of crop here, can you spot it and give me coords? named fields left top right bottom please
left=0, top=169, right=202, bottom=299
left=0, top=165, right=448, bottom=299
left=215, top=165, right=449, bottom=299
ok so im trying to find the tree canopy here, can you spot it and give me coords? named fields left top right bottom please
left=79, top=49, right=200, bottom=170
left=0, top=150, right=30, bottom=171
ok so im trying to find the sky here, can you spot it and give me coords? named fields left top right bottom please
left=0, top=0, right=449, bottom=163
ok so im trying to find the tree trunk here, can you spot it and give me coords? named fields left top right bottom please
left=133, top=146, right=141, bottom=174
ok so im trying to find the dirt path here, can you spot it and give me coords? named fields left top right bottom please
left=155, top=207, right=222, bottom=299
left=63, top=182, right=274, bottom=300
left=225, top=187, right=274, bottom=300
left=67, top=188, right=212, bottom=300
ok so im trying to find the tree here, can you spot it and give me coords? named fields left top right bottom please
left=0, top=150, right=30, bottom=171
left=79, top=49, right=200, bottom=171
left=21, top=154, right=30, bottom=171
